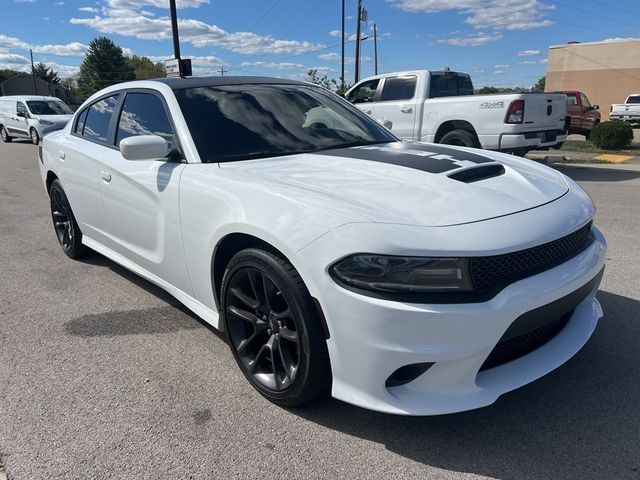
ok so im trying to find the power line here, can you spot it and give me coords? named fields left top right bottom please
left=551, top=0, right=640, bottom=30
left=588, top=0, right=640, bottom=18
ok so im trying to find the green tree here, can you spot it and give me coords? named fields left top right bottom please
left=33, top=62, right=60, bottom=84
left=77, top=37, right=135, bottom=99
left=59, top=77, right=80, bottom=105
left=0, top=69, right=22, bottom=82
left=305, top=68, right=337, bottom=91
left=532, top=76, right=546, bottom=93
left=125, top=55, right=166, bottom=80
left=476, top=86, right=499, bottom=94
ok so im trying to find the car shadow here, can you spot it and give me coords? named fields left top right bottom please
left=553, top=164, right=640, bottom=182
left=286, top=290, right=640, bottom=480
left=75, top=253, right=226, bottom=342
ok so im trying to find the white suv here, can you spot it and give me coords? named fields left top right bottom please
left=0, top=95, right=73, bottom=144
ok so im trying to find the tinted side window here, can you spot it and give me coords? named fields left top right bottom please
left=348, top=79, right=380, bottom=104
left=83, top=95, right=119, bottom=143
left=566, top=93, right=578, bottom=106
left=116, top=93, right=174, bottom=147
left=429, top=73, right=474, bottom=98
left=380, top=76, right=417, bottom=102
left=457, top=75, right=474, bottom=96
left=627, top=96, right=640, bottom=104
left=16, top=102, right=27, bottom=115
left=580, top=93, right=591, bottom=109
left=74, top=108, right=88, bottom=134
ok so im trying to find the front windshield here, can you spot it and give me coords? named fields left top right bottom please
left=26, top=100, right=72, bottom=115
left=174, top=84, right=397, bottom=163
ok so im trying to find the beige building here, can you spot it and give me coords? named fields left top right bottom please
left=545, top=39, right=640, bottom=120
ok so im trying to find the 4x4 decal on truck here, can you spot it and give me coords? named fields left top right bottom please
left=479, top=101, right=505, bottom=109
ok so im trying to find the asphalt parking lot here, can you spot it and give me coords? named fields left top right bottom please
left=1, top=140, right=639, bottom=480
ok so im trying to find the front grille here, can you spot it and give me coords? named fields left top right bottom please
left=480, top=311, right=572, bottom=371
left=470, top=222, right=594, bottom=292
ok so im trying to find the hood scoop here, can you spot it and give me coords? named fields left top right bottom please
left=447, top=163, right=505, bottom=183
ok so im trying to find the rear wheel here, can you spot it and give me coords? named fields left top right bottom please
left=0, top=126, right=12, bottom=143
left=30, top=128, right=40, bottom=145
left=49, top=180, right=89, bottom=259
left=439, top=129, right=480, bottom=148
left=221, top=248, right=331, bottom=406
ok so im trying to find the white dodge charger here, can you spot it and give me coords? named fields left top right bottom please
left=39, top=77, right=606, bottom=415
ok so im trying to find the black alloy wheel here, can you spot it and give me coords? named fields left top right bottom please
left=0, top=126, right=11, bottom=143
left=222, top=249, right=331, bottom=406
left=49, top=180, right=88, bottom=259
left=30, top=128, right=40, bottom=145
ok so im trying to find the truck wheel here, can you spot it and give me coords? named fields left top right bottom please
left=551, top=142, right=564, bottom=150
left=439, top=130, right=480, bottom=148
left=30, top=128, right=40, bottom=145
left=0, top=126, right=12, bottom=143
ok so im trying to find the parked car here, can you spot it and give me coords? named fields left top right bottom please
left=557, top=90, right=600, bottom=139
left=0, top=95, right=73, bottom=144
left=39, top=77, right=606, bottom=415
left=610, top=94, right=640, bottom=123
left=345, top=70, right=568, bottom=155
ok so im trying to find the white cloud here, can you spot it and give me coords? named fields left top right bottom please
left=318, top=52, right=370, bottom=64
left=494, top=64, right=510, bottom=68
left=33, top=42, right=89, bottom=57
left=329, top=29, right=343, bottom=38
left=518, top=49, right=541, bottom=56
left=518, top=60, right=537, bottom=65
left=389, top=0, right=554, bottom=31
left=78, top=6, right=99, bottom=13
left=0, top=35, right=28, bottom=52
left=436, top=32, right=503, bottom=47
left=15, top=0, right=36, bottom=3
left=70, top=10, right=324, bottom=55
left=0, top=53, right=30, bottom=65
left=240, top=61, right=305, bottom=69
left=54, top=1, right=65, bottom=5
left=602, top=37, right=640, bottom=42
left=107, top=0, right=210, bottom=7
left=493, top=69, right=506, bottom=74
left=539, top=58, right=548, bottom=64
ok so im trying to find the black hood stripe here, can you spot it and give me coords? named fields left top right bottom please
left=316, top=142, right=494, bottom=174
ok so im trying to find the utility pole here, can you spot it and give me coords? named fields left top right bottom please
left=341, top=0, right=345, bottom=90
left=354, top=0, right=362, bottom=84
left=29, top=49, right=38, bottom=95
left=373, top=23, right=378, bottom=75
left=169, top=0, right=182, bottom=72
left=218, top=66, right=228, bottom=76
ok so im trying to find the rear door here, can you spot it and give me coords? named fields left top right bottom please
left=565, top=92, right=581, bottom=132
left=373, top=75, right=419, bottom=139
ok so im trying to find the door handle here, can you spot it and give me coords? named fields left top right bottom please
left=100, top=171, right=112, bottom=183
left=58, top=151, right=65, bottom=160
left=401, top=106, right=413, bottom=113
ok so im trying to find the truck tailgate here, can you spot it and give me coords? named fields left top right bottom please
left=522, top=94, right=566, bottom=131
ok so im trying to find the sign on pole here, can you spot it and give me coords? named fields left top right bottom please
left=165, top=58, right=180, bottom=77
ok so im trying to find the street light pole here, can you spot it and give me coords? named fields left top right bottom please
left=341, top=0, right=345, bottom=90
left=169, top=0, right=181, bottom=63
left=354, top=0, right=362, bottom=84
left=373, top=23, right=378, bottom=76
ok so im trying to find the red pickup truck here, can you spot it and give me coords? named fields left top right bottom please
left=557, top=91, right=601, bottom=139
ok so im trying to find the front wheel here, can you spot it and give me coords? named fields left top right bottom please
left=30, top=128, right=40, bottom=145
left=221, top=248, right=331, bottom=406
left=0, top=126, right=12, bottom=143
left=439, top=129, right=480, bottom=148
left=49, top=180, right=89, bottom=259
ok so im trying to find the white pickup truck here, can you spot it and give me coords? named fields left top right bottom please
left=345, top=70, right=568, bottom=154
left=610, top=94, right=640, bottom=123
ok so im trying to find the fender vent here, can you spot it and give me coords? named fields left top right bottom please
left=448, top=164, right=505, bottom=183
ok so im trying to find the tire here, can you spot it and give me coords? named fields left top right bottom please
left=49, top=180, right=89, bottom=259
left=30, top=128, right=40, bottom=145
left=221, top=248, right=331, bottom=406
left=439, top=129, right=480, bottom=148
left=512, top=148, right=530, bottom=157
left=0, top=126, right=12, bottom=143
left=551, top=142, right=564, bottom=150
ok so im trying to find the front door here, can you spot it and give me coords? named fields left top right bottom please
left=97, top=90, right=192, bottom=295
left=373, top=75, right=419, bottom=139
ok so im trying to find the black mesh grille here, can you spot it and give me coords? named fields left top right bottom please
left=480, top=310, right=572, bottom=371
left=470, top=222, right=594, bottom=292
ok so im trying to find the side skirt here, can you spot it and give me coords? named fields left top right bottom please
left=81, top=235, right=221, bottom=329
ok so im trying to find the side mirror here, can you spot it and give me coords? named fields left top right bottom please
left=119, top=135, right=171, bottom=161
left=592, top=105, right=599, bottom=110
left=377, top=118, right=393, bottom=130
left=16, top=111, right=25, bottom=118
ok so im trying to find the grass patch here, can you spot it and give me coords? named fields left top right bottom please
left=560, top=140, right=640, bottom=154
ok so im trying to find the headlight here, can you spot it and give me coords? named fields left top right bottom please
left=38, top=119, right=54, bottom=125
left=330, top=254, right=473, bottom=293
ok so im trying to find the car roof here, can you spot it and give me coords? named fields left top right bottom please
left=152, top=76, right=307, bottom=90
left=0, top=95, right=64, bottom=101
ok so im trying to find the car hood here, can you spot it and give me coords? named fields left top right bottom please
left=35, top=114, right=72, bottom=124
left=218, top=142, right=569, bottom=227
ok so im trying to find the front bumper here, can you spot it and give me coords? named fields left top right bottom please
left=610, top=114, right=640, bottom=122
left=499, top=129, right=568, bottom=151
left=297, top=217, right=606, bottom=415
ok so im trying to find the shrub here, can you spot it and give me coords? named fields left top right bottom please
left=589, top=120, right=633, bottom=149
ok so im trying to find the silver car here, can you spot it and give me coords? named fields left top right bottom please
left=0, top=95, right=73, bottom=144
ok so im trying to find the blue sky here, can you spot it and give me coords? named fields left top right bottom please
left=1, top=0, right=639, bottom=88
